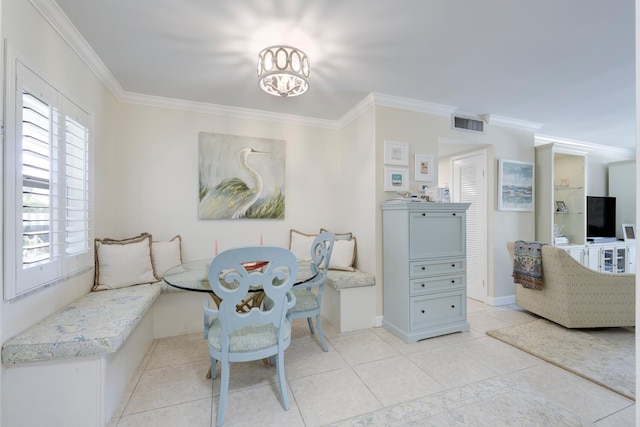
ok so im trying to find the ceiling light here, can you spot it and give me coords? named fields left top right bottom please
left=257, top=45, right=309, bottom=97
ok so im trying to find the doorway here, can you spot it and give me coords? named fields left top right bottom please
left=451, top=149, right=488, bottom=302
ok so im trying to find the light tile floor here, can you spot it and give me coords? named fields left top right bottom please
left=109, top=300, right=635, bottom=426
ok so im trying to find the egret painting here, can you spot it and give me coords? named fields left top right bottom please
left=198, top=132, right=285, bottom=219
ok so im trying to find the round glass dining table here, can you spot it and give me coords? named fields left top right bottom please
left=163, top=258, right=317, bottom=376
left=163, top=259, right=317, bottom=309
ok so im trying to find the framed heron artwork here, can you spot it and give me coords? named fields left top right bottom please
left=198, top=132, right=285, bottom=219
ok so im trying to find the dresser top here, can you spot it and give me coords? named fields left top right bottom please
left=381, top=201, right=470, bottom=212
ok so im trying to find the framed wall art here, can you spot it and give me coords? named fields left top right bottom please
left=498, top=159, right=534, bottom=211
left=555, top=201, right=568, bottom=213
left=384, top=140, right=409, bottom=165
left=622, top=224, right=635, bottom=241
left=198, top=132, right=285, bottom=219
left=384, top=167, right=409, bottom=192
left=414, top=154, right=433, bottom=181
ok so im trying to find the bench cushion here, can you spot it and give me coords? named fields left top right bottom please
left=2, top=285, right=160, bottom=364
left=326, top=270, right=375, bottom=290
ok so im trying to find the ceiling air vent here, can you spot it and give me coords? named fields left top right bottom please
left=452, top=114, right=486, bottom=133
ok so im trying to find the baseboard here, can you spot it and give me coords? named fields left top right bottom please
left=485, top=294, right=516, bottom=307
left=373, top=315, right=383, bottom=327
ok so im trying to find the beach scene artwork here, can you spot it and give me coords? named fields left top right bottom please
left=499, top=160, right=534, bottom=211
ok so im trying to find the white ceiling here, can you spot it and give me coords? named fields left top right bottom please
left=52, top=0, right=636, bottom=149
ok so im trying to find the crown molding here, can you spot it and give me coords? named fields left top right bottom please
left=30, top=0, right=126, bottom=100
left=371, top=93, right=457, bottom=117
left=368, top=94, right=543, bottom=133
left=121, top=92, right=340, bottom=129
left=536, top=134, right=636, bottom=159
left=335, top=93, right=376, bottom=127
left=490, top=115, right=542, bottom=132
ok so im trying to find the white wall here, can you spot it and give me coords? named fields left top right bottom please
left=0, top=0, right=120, bottom=341
left=489, top=127, right=536, bottom=300
left=114, top=103, right=343, bottom=260
left=587, top=159, right=610, bottom=196
left=337, top=105, right=377, bottom=275
left=609, top=160, right=636, bottom=239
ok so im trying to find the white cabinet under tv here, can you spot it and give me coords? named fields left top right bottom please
left=562, top=242, right=636, bottom=274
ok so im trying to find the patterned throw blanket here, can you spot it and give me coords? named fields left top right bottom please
left=513, top=240, right=545, bottom=290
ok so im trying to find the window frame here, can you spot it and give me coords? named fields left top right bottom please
left=4, top=50, right=94, bottom=300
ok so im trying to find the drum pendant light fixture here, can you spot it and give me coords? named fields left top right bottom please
left=257, top=45, right=310, bottom=97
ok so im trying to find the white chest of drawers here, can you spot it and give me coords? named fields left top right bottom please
left=381, top=201, right=470, bottom=343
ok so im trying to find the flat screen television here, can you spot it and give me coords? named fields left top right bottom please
left=586, top=196, right=616, bottom=239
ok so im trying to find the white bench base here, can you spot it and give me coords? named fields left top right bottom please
left=153, top=290, right=205, bottom=338
left=322, top=282, right=376, bottom=333
left=2, top=307, right=154, bottom=427
left=1, top=282, right=207, bottom=427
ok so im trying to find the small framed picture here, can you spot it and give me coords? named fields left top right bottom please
left=384, top=140, right=409, bottom=165
left=622, top=224, right=635, bottom=241
left=414, top=154, right=433, bottom=181
left=555, top=201, right=568, bottom=213
left=384, top=167, right=409, bottom=192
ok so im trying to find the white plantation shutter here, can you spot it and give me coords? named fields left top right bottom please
left=452, top=150, right=487, bottom=302
left=4, top=59, right=93, bottom=299
left=62, top=98, right=92, bottom=275
left=459, top=162, right=479, bottom=283
left=21, top=91, right=55, bottom=266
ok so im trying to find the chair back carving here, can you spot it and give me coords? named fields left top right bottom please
left=309, top=231, right=335, bottom=283
left=207, top=246, right=297, bottom=349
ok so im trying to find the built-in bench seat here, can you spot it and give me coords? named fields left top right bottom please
left=1, top=268, right=376, bottom=364
left=1, top=282, right=197, bottom=427
left=2, top=284, right=160, bottom=364
left=322, top=269, right=376, bottom=332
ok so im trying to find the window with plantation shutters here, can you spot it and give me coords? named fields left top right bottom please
left=4, top=57, right=93, bottom=300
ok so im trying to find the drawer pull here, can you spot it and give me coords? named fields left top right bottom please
left=421, top=283, right=425, bottom=288
left=421, top=309, right=425, bottom=314
left=451, top=280, right=455, bottom=284
left=421, top=267, right=426, bottom=271
left=452, top=213, right=456, bottom=216
left=451, top=264, right=455, bottom=267
left=451, top=305, right=455, bottom=309
left=422, top=213, right=426, bottom=217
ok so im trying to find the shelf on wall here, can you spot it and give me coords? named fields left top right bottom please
left=554, top=186, right=584, bottom=191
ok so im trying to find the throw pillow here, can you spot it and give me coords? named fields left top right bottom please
left=320, top=228, right=357, bottom=271
left=93, top=233, right=158, bottom=291
left=289, top=229, right=316, bottom=261
left=152, top=235, right=182, bottom=278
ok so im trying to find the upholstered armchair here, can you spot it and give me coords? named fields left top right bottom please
left=507, top=242, right=635, bottom=328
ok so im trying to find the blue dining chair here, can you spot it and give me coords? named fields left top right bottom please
left=290, top=231, right=335, bottom=351
left=203, top=246, right=297, bottom=427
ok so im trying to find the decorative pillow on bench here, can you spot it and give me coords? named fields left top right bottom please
left=94, top=233, right=158, bottom=291
left=289, top=229, right=357, bottom=271
left=152, top=235, right=182, bottom=277
left=94, top=233, right=184, bottom=291
left=320, top=228, right=357, bottom=272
